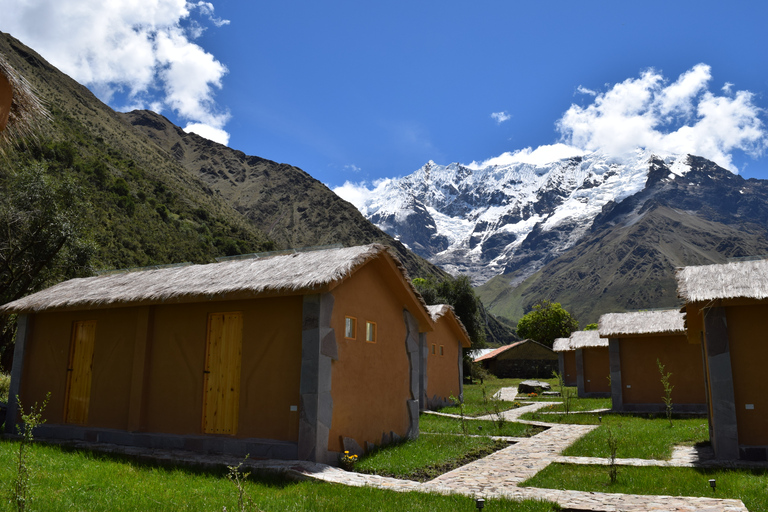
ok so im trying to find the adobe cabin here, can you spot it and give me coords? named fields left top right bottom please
left=474, top=339, right=557, bottom=379
left=569, top=330, right=610, bottom=398
left=1, top=244, right=434, bottom=465
left=553, top=337, right=577, bottom=386
left=599, top=310, right=706, bottom=414
left=420, top=305, right=471, bottom=410
left=677, top=259, right=768, bottom=461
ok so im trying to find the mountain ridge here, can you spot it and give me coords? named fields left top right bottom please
left=352, top=150, right=768, bottom=325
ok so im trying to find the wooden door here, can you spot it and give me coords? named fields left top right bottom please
left=202, top=312, right=243, bottom=435
left=64, top=320, right=97, bottom=424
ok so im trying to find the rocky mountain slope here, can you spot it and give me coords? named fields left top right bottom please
left=0, top=31, right=446, bottom=279
left=121, top=110, right=441, bottom=279
left=0, top=31, right=275, bottom=269
left=355, top=151, right=768, bottom=324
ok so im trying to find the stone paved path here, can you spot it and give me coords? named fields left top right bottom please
left=36, top=388, right=754, bottom=511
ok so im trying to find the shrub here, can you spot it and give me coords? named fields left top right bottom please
left=0, top=372, right=10, bottom=403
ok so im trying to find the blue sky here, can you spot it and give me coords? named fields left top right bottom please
left=2, top=1, right=767, bottom=186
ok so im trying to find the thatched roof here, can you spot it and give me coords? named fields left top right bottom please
left=598, top=309, right=685, bottom=338
left=0, top=51, right=49, bottom=151
left=1, top=244, right=418, bottom=313
left=552, top=337, right=573, bottom=352
left=568, top=330, right=608, bottom=349
left=427, top=304, right=472, bottom=348
left=676, top=259, right=768, bottom=303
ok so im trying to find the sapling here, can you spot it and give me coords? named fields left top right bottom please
left=11, top=392, right=50, bottom=512
left=605, top=424, right=620, bottom=484
left=451, top=394, right=468, bottom=435
left=657, top=358, right=674, bottom=427
left=489, top=390, right=506, bottom=431
left=225, top=455, right=263, bottom=512
left=552, top=370, right=573, bottom=415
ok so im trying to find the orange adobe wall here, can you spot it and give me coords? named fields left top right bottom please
left=20, top=296, right=304, bottom=441
left=722, top=302, right=768, bottom=446
left=618, top=334, right=705, bottom=405
left=144, top=296, right=302, bottom=440
left=20, top=308, right=140, bottom=429
left=562, top=351, right=577, bottom=386
left=426, top=318, right=461, bottom=403
left=329, top=259, right=412, bottom=452
left=582, top=346, right=610, bottom=394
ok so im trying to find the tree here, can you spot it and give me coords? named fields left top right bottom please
left=516, top=299, right=578, bottom=348
left=0, top=163, right=95, bottom=370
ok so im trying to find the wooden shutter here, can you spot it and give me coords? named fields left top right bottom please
left=64, top=320, right=97, bottom=424
left=202, top=312, right=243, bottom=435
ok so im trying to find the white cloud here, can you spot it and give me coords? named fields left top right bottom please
left=0, top=0, right=231, bottom=143
left=491, top=111, right=511, bottom=124
left=468, top=143, right=587, bottom=169
left=722, top=82, right=734, bottom=94
left=332, top=180, right=379, bottom=209
left=576, top=85, right=597, bottom=96
left=184, top=122, right=229, bottom=145
left=344, top=164, right=362, bottom=173
left=557, top=64, right=766, bottom=171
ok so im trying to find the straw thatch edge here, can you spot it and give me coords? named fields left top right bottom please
left=676, top=258, right=768, bottom=303
left=0, top=51, right=49, bottom=153
left=426, top=304, right=472, bottom=348
left=2, top=244, right=426, bottom=314
left=598, top=309, right=685, bottom=337
left=568, top=330, right=607, bottom=349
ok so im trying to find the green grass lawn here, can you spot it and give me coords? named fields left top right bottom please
left=521, top=396, right=612, bottom=413
left=354, top=433, right=509, bottom=481
left=420, top=413, right=546, bottom=437
left=522, top=463, right=768, bottom=512
left=0, top=440, right=560, bottom=511
left=561, top=414, right=708, bottom=460
left=439, top=378, right=522, bottom=416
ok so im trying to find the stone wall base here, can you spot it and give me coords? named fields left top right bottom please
left=9, top=425, right=298, bottom=460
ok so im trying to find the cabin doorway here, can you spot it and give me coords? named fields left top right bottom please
left=64, top=320, right=97, bottom=424
left=202, top=312, right=243, bottom=435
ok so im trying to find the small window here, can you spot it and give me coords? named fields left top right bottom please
left=345, top=317, right=357, bottom=339
left=431, top=344, right=436, bottom=355
left=365, top=321, right=377, bottom=343
left=439, top=345, right=444, bottom=356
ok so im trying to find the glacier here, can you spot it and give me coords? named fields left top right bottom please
left=339, top=149, right=691, bottom=285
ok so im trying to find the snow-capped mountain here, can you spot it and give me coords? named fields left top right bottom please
left=351, top=149, right=692, bottom=284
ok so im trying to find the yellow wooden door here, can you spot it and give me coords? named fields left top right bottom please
left=65, top=320, right=97, bottom=424
left=202, top=312, right=243, bottom=435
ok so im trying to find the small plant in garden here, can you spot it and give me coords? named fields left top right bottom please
left=606, top=424, right=620, bottom=484
left=657, top=358, right=674, bottom=427
left=488, top=390, right=506, bottom=430
left=339, top=450, right=358, bottom=471
left=553, top=370, right=573, bottom=415
left=225, top=455, right=262, bottom=512
left=450, top=394, right=468, bottom=435
left=11, top=392, right=50, bottom=512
